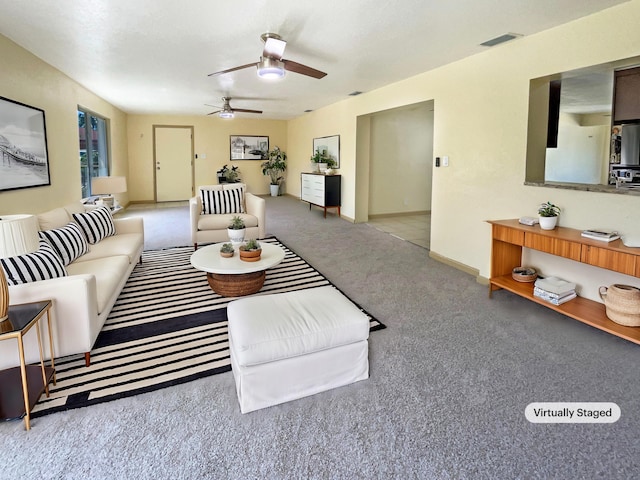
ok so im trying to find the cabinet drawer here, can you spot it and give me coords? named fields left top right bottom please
left=524, top=233, right=581, bottom=260
left=581, top=245, right=636, bottom=276
left=493, top=225, right=524, bottom=245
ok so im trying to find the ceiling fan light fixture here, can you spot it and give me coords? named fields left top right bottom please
left=219, top=110, right=234, bottom=119
left=257, top=57, right=285, bottom=79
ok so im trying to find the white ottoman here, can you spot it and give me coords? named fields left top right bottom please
left=227, top=286, right=370, bottom=413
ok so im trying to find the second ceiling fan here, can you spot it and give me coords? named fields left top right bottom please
left=208, top=33, right=327, bottom=80
left=207, top=97, right=262, bottom=118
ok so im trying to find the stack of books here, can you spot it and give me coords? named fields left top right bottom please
left=581, top=229, right=620, bottom=242
left=533, top=276, right=577, bottom=305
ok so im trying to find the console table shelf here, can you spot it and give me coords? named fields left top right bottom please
left=488, top=219, right=640, bottom=345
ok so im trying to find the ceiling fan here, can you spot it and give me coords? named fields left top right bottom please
left=206, top=97, right=262, bottom=118
left=208, top=33, right=327, bottom=80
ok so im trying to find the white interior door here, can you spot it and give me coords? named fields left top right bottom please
left=155, top=126, right=193, bottom=202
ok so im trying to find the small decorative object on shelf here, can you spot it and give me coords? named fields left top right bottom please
left=533, top=276, right=577, bottom=305
left=538, top=201, right=561, bottom=230
left=239, top=239, right=262, bottom=262
left=219, top=243, right=235, bottom=258
left=217, top=164, right=240, bottom=184
left=227, top=216, right=246, bottom=244
left=581, top=229, right=620, bottom=242
left=512, top=266, right=537, bottom=283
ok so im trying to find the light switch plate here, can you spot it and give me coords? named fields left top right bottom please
left=443, top=156, right=449, bottom=167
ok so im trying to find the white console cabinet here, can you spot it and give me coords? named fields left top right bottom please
left=300, top=173, right=341, bottom=218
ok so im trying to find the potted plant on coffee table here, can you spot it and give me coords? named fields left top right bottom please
left=538, top=201, right=561, bottom=230
left=239, top=239, right=262, bottom=262
left=261, top=146, right=287, bottom=196
left=227, top=216, right=246, bottom=244
left=219, top=242, right=235, bottom=258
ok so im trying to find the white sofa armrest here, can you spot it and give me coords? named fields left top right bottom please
left=245, top=193, right=266, bottom=239
left=2, top=274, right=100, bottom=369
left=114, top=216, right=144, bottom=236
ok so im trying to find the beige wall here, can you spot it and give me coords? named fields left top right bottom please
left=126, top=115, right=287, bottom=200
left=0, top=35, right=129, bottom=214
left=287, top=0, right=640, bottom=300
left=368, top=101, right=433, bottom=215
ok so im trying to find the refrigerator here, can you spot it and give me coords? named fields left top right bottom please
left=621, top=124, right=640, bottom=166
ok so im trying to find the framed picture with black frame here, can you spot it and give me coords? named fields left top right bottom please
left=0, top=96, right=50, bottom=192
left=230, top=135, right=269, bottom=160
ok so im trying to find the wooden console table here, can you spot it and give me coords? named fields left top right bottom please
left=488, top=219, right=640, bottom=345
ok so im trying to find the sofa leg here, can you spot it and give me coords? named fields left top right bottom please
left=194, top=243, right=198, bottom=250
left=84, top=352, right=91, bottom=367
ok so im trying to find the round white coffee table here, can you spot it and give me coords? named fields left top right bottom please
left=190, top=242, right=285, bottom=297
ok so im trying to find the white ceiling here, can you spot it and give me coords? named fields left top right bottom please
left=0, top=0, right=628, bottom=120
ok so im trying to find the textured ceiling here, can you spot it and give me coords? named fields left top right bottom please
left=0, top=0, right=628, bottom=119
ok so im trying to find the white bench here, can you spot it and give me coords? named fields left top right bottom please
left=227, top=286, right=370, bottom=413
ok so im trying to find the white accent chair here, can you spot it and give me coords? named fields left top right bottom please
left=189, top=184, right=266, bottom=250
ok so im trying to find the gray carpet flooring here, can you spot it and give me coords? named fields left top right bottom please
left=2, top=196, right=639, bottom=479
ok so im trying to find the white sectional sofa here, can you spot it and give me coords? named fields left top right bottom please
left=0, top=202, right=144, bottom=369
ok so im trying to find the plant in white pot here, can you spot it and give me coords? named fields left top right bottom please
left=227, top=215, right=246, bottom=244
left=261, top=146, right=287, bottom=196
left=538, top=201, right=561, bottom=230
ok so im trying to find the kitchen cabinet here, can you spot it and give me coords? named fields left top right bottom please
left=613, top=66, right=640, bottom=123
left=300, top=173, right=341, bottom=218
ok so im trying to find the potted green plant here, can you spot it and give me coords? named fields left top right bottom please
left=239, top=239, right=262, bottom=262
left=310, top=148, right=326, bottom=172
left=538, top=201, right=561, bottom=230
left=219, top=242, right=235, bottom=258
left=261, top=146, right=287, bottom=196
left=227, top=215, right=246, bottom=243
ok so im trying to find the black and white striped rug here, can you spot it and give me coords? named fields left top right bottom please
left=33, top=238, right=384, bottom=417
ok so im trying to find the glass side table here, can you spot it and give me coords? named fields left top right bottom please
left=0, top=300, right=56, bottom=430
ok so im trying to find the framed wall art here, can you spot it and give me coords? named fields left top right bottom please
left=312, top=135, right=340, bottom=168
left=230, top=135, right=269, bottom=160
left=0, top=96, right=50, bottom=192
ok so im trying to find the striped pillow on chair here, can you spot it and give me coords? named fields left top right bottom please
left=201, top=186, right=245, bottom=214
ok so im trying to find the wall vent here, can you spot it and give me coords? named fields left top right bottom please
left=348, top=91, right=363, bottom=96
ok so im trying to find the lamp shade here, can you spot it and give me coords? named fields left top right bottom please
left=91, top=176, right=127, bottom=195
left=0, top=214, right=39, bottom=258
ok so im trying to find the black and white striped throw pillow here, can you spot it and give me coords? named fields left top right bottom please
left=38, top=222, right=89, bottom=266
left=72, top=206, right=116, bottom=244
left=201, top=187, right=245, bottom=215
left=0, top=240, right=67, bottom=286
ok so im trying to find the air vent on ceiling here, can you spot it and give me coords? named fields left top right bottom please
left=348, top=91, right=363, bottom=96
left=304, top=109, right=313, bottom=113
left=480, top=33, right=522, bottom=47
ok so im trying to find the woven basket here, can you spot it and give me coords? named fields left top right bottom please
left=207, top=271, right=266, bottom=297
left=512, top=266, right=537, bottom=283
left=599, top=284, right=640, bottom=327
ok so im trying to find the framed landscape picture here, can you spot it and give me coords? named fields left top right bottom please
left=0, top=96, right=50, bottom=192
left=313, top=135, right=340, bottom=168
left=230, top=135, right=269, bottom=160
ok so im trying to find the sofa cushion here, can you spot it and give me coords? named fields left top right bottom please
left=66, top=255, right=130, bottom=314
left=37, top=207, right=72, bottom=231
left=198, top=213, right=258, bottom=231
left=72, top=206, right=116, bottom=244
left=0, top=240, right=67, bottom=286
left=75, top=232, right=144, bottom=264
left=201, top=186, right=245, bottom=215
left=38, top=222, right=89, bottom=266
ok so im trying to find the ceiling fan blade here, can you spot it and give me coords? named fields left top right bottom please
left=282, top=59, right=327, bottom=79
left=263, top=37, right=287, bottom=59
left=208, top=62, right=257, bottom=77
left=207, top=110, right=221, bottom=115
left=232, top=108, right=263, bottom=114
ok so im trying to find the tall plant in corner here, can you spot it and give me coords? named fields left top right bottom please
left=261, top=146, right=287, bottom=196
